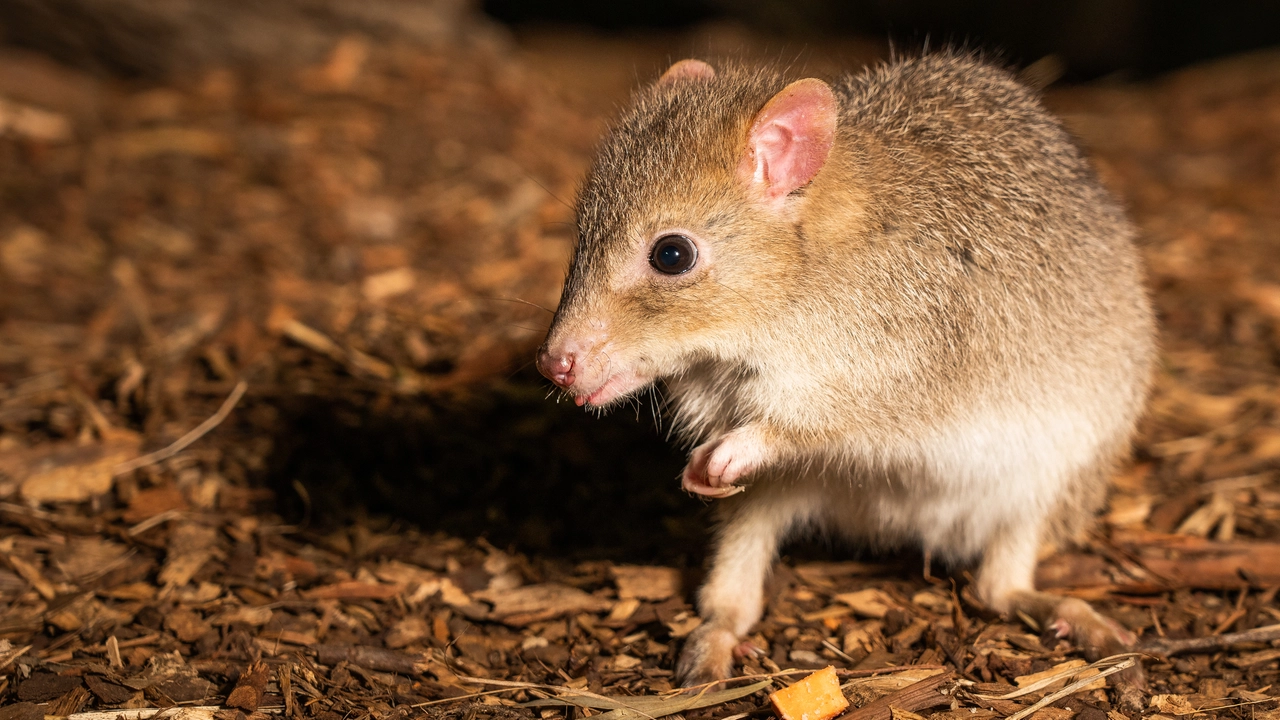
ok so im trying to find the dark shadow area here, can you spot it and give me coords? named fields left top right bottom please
left=261, top=372, right=710, bottom=566
left=257, top=369, right=924, bottom=574
left=484, top=0, right=1280, bottom=80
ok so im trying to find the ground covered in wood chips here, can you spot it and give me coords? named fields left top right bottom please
left=1, top=10, right=1280, bottom=720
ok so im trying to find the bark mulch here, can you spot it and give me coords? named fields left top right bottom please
left=2, top=12, right=1279, bottom=720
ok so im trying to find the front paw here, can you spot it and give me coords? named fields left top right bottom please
left=681, top=427, right=770, bottom=497
left=675, top=624, right=738, bottom=686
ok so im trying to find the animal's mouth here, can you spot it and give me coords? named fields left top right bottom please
left=577, top=371, right=649, bottom=408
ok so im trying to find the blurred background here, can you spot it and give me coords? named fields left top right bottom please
left=488, top=0, right=1280, bottom=79
left=6, top=0, right=1280, bottom=79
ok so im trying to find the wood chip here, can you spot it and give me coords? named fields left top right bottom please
left=836, top=671, right=952, bottom=720
left=159, top=523, right=220, bottom=588
left=610, top=565, right=681, bottom=601
left=17, top=437, right=140, bottom=504
left=476, top=583, right=611, bottom=625
left=835, top=589, right=896, bottom=619
left=302, top=579, right=402, bottom=600
left=313, top=644, right=431, bottom=675
left=226, top=660, right=270, bottom=711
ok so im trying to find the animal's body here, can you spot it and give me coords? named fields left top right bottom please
left=536, top=53, right=1155, bottom=698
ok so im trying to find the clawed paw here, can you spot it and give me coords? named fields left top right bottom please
left=732, top=640, right=765, bottom=661
left=1051, top=598, right=1137, bottom=656
left=681, top=428, right=769, bottom=497
left=675, top=625, right=738, bottom=686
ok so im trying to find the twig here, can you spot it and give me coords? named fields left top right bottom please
left=451, top=672, right=673, bottom=715
left=80, top=632, right=164, bottom=656
left=1089, top=533, right=1172, bottom=586
left=1211, top=586, right=1250, bottom=635
left=0, top=644, right=31, bottom=671
left=106, top=636, right=123, bottom=669
left=114, top=379, right=247, bottom=476
left=822, top=639, right=859, bottom=664
left=65, top=707, right=282, bottom=720
left=455, top=665, right=945, bottom=693
left=226, top=660, right=271, bottom=712
left=127, top=509, right=186, bottom=536
left=1139, top=623, right=1280, bottom=657
left=1188, top=697, right=1280, bottom=715
left=736, top=665, right=946, bottom=684
left=1002, top=658, right=1136, bottom=720
left=974, top=654, right=1143, bottom=701
left=411, top=687, right=536, bottom=708
left=412, top=666, right=948, bottom=713
left=452, top=673, right=766, bottom=720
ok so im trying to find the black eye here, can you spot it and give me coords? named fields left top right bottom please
left=649, top=234, right=697, bottom=275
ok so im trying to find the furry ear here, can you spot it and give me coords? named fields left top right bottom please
left=739, top=78, right=837, bottom=207
left=657, top=59, right=716, bottom=86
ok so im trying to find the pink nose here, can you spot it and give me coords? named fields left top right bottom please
left=537, top=347, right=576, bottom=388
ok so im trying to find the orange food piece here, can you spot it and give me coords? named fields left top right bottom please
left=769, top=666, right=849, bottom=720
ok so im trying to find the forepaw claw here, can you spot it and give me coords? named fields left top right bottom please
left=732, top=640, right=764, bottom=661
left=680, top=428, right=769, bottom=498
left=676, top=625, right=738, bottom=686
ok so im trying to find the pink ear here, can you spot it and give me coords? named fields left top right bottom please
left=658, top=59, right=716, bottom=86
left=739, top=78, right=837, bottom=206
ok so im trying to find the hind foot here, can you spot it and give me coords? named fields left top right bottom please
left=1010, top=591, right=1146, bottom=713
left=1043, top=597, right=1136, bottom=657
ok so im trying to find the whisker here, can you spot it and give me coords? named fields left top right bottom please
left=476, top=295, right=557, bottom=315
left=523, top=172, right=574, bottom=211
left=506, top=359, right=538, bottom=381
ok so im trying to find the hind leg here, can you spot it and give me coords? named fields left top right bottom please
left=977, top=521, right=1146, bottom=710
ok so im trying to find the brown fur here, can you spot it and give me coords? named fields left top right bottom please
left=539, top=52, right=1155, bottom=704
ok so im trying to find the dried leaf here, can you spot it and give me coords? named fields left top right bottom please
left=524, top=679, right=771, bottom=720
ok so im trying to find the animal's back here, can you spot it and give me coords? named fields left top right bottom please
left=835, top=54, right=1152, bottom=370
left=828, top=56, right=1152, bottom=425
left=756, top=54, right=1157, bottom=552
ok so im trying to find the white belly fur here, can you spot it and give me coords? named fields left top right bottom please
left=746, top=397, right=1121, bottom=564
